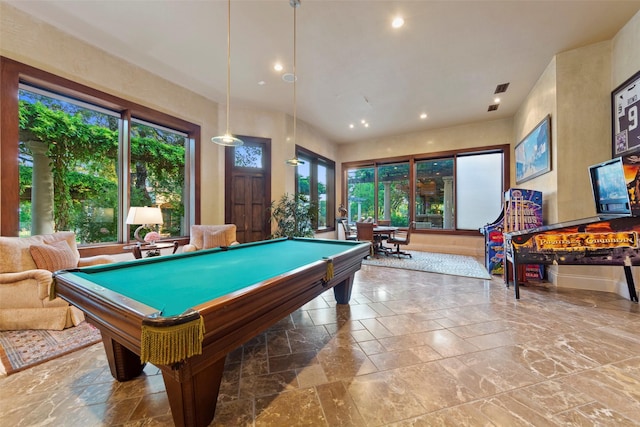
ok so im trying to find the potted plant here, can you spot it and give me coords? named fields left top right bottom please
left=269, top=193, right=317, bottom=238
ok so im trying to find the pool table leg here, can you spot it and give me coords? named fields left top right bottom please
left=333, top=275, right=354, bottom=304
left=162, top=356, right=226, bottom=427
left=101, top=332, right=146, bottom=381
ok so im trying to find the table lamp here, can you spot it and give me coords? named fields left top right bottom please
left=126, top=207, right=163, bottom=244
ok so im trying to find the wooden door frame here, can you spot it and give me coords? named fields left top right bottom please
left=224, top=136, right=271, bottom=240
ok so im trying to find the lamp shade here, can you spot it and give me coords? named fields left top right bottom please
left=126, top=207, right=163, bottom=225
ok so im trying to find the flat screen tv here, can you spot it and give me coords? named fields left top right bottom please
left=588, top=157, right=632, bottom=216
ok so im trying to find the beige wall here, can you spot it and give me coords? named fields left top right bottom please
left=612, top=10, right=640, bottom=87
left=571, top=13, right=638, bottom=298
left=513, top=41, right=612, bottom=225
left=556, top=41, right=612, bottom=222
left=513, top=10, right=640, bottom=297
left=0, top=3, right=337, bottom=230
left=512, top=57, right=558, bottom=223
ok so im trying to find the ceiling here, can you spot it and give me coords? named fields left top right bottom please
left=6, top=0, right=640, bottom=144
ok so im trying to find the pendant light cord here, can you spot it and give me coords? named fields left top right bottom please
left=225, top=0, right=231, bottom=135
left=211, top=0, right=242, bottom=146
left=286, top=0, right=302, bottom=164
left=293, top=3, right=297, bottom=145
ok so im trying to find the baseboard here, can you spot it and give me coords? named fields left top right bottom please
left=547, top=265, right=635, bottom=300
left=409, top=243, right=483, bottom=258
left=409, top=234, right=485, bottom=258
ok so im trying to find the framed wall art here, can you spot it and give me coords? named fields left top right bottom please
left=612, top=70, right=640, bottom=157
left=515, top=114, right=551, bottom=184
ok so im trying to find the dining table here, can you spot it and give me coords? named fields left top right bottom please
left=372, top=225, right=398, bottom=254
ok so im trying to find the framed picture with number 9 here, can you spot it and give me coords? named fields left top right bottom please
left=612, top=70, right=640, bottom=157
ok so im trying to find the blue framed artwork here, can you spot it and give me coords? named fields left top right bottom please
left=515, top=115, right=551, bottom=184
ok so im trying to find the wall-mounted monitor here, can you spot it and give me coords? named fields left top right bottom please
left=588, top=157, right=632, bottom=216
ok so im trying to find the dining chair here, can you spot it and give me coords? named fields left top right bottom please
left=356, top=221, right=375, bottom=242
left=340, top=219, right=357, bottom=241
left=386, top=221, right=415, bottom=258
left=357, top=221, right=387, bottom=256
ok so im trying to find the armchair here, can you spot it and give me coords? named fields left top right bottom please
left=0, top=231, right=115, bottom=330
left=182, top=224, right=239, bottom=252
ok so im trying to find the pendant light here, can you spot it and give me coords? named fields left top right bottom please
left=285, top=0, right=305, bottom=166
left=211, top=0, right=243, bottom=147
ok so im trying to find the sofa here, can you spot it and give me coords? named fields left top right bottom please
left=0, top=231, right=115, bottom=330
left=182, top=224, right=239, bottom=252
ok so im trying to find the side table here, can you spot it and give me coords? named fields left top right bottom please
left=123, top=241, right=179, bottom=259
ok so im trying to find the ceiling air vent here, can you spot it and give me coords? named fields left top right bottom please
left=494, top=83, right=510, bottom=94
left=488, top=104, right=499, bottom=112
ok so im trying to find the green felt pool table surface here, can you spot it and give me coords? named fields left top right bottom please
left=64, top=237, right=366, bottom=316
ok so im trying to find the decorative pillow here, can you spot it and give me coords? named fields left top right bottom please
left=203, top=230, right=227, bottom=249
left=29, top=240, right=79, bottom=272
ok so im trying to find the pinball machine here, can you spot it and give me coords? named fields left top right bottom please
left=504, top=156, right=640, bottom=301
left=481, top=189, right=543, bottom=278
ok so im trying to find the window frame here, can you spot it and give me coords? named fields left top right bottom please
left=341, top=145, right=510, bottom=235
left=294, top=145, right=336, bottom=232
left=0, top=57, right=200, bottom=250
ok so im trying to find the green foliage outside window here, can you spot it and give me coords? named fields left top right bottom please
left=18, top=89, right=186, bottom=243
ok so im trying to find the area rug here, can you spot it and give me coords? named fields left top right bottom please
left=0, top=322, right=102, bottom=376
left=362, top=250, right=492, bottom=280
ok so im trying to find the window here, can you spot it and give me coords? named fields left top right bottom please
left=378, top=162, right=410, bottom=226
left=317, top=163, right=328, bottom=228
left=346, top=166, right=375, bottom=222
left=297, top=160, right=311, bottom=206
left=19, top=86, right=120, bottom=241
left=1, top=58, right=200, bottom=243
left=415, top=158, right=454, bottom=229
left=344, top=146, right=508, bottom=233
left=294, top=146, right=335, bottom=231
left=130, top=120, right=187, bottom=239
left=234, top=144, right=263, bottom=168
left=456, top=152, right=503, bottom=230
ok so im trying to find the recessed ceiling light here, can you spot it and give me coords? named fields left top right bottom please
left=364, top=123, right=369, bottom=128
left=274, top=63, right=283, bottom=72
left=361, top=119, right=366, bottom=124
left=349, top=124, right=354, bottom=129
left=420, top=113, right=427, bottom=119
left=258, top=80, right=266, bottom=86
left=494, top=97, right=501, bottom=103
left=392, top=16, right=404, bottom=28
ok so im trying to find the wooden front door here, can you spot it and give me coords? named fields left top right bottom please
left=225, top=136, right=271, bottom=243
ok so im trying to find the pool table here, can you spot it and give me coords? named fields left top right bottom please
left=53, top=237, right=371, bottom=427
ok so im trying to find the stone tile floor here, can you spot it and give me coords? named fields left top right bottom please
left=1, top=264, right=640, bottom=426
